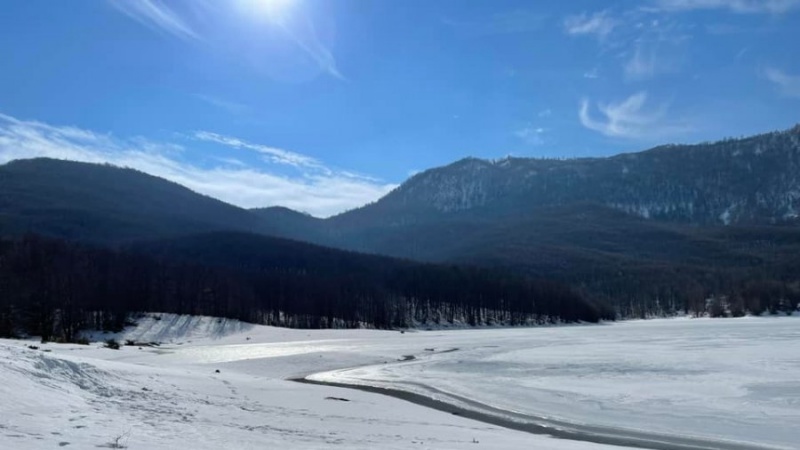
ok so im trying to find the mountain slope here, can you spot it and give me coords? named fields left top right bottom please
left=296, top=126, right=800, bottom=315
left=0, top=232, right=609, bottom=341
left=249, top=206, right=328, bottom=243
left=2, top=128, right=800, bottom=318
left=331, top=125, right=800, bottom=231
left=0, top=158, right=271, bottom=242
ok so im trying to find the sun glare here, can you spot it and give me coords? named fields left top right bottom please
left=244, top=0, right=296, bottom=19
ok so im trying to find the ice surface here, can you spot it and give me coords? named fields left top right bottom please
left=312, top=317, right=800, bottom=449
left=2, top=314, right=797, bottom=449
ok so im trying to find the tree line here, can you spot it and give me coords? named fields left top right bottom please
left=0, top=234, right=612, bottom=341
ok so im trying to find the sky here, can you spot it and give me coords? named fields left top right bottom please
left=1, top=0, right=799, bottom=217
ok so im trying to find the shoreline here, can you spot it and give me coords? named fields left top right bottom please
left=292, top=376, right=779, bottom=450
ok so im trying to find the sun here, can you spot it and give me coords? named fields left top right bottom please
left=259, top=0, right=295, bottom=13
left=245, top=0, right=296, bottom=19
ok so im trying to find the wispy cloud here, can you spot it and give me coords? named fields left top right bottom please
left=652, top=0, right=800, bottom=14
left=563, top=11, right=618, bottom=39
left=192, top=131, right=323, bottom=170
left=579, top=92, right=690, bottom=139
left=108, top=0, right=199, bottom=41
left=0, top=113, right=395, bottom=217
left=444, top=10, right=547, bottom=35
left=515, top=126, right=547, bottom=146
left=609, top=15, right=690, bottom=81
left=108, top=0, right=344, bottom=80
left=764, top=67, right=800, bottom=98
left=624, top=44, right=660, bottom=80
left=275, top=18, right=345, bottom=81
left=193, top=94, right=251, bottom=115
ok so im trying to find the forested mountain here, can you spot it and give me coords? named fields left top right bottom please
left=0, top=233, right=609, bottom=340
left=249, top=206, right=328, bottom=244
left=0, top=158, right=271, bottom=242
left=2, top=127, right=800, bottom=324
left=327, top=125, right=800, bottom=230
left=247, top=126, right=800, bottom=316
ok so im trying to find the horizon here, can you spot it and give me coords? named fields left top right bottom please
left=1, top=0, right=799, bottom=216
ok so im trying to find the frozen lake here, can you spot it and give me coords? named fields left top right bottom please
left=2, top=315, right=798, bottom=449
left=311, top=318, right=800, bottom=449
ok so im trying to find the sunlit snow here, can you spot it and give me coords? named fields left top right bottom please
left=2, top=314, right=797, bottom=449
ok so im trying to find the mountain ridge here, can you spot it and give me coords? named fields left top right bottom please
left=0, top=158, right=274, bottom=242
left=328, top=124, right=800, bottom=228
left=2, top=126, right=800, bottom=318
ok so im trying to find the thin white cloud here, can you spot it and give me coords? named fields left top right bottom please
left=214, top=156, right=247, bottom=167
left=579, top=92, right=689, bottom=139
left=108, top=0, right=199, bottom=41
left=275, top=19, right=345, bottom=81
left=653, top=0, right=800, bottom=14
left=613, top=17, right=689, bottom=81
left=624, top=45, right=658, bottom=80
left=193, top=94, right=251, bottom=115
left=0, top=113, right=395, bottom=217
left=564, top=11, right=618, bottom=39
left=109, top=0, right=344, bottom=80
left=538, top=109, right=553, bottom=118
left=192, top=131, right=323, bottom=170
left=764, top=67, right=800, bottom=98
left=444, top=10, right=547, bottom=35
left=584, top=68, right=600, bottom=79
left=515, top=126, right=546, bottom=146
left=735, top=46, right=751, bottom=61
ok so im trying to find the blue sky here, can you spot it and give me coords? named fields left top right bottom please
left=1, top=0, right=799, bottom=216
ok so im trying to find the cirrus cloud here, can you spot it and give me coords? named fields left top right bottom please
left=579, top=92, right=691, bottom=140
left=0, top=113, right=396, bottom=217
left=652, top=0, right=800, bottom=14
left=107, top=0, right=344, bottom=80
left=763, top=67, right=800, bottom=98
left=563, top=11, right=618, bottom=39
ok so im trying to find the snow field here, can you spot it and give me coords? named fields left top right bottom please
left=311, top=317, right=800, bottom=449
left=1, top=314, right=621, bottom=449
left=3, top=314, right=797, bottom=449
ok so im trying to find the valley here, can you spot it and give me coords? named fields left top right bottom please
left=2, top=1, right=799, bottom=448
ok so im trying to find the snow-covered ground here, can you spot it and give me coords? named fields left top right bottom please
left=1, top=315, right=797, bottom=449
left=312, top=317, right=800, bottom=449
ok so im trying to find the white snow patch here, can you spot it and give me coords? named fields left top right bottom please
left=720, top=205, right=734, bottom=225
left=82, top=313, right=256, bottom=345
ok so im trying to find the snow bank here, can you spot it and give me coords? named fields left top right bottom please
left=82, top=313, right=256, bottom=345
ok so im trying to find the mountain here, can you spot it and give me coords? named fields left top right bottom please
left=0, top=158, right=609, bottom=338
left=0, top=158, right=271, bottom=242
left=251, top=126, right=800, bottom=260
left=249, top=206, right=328, bottom=243
left=2, top=127, right=800, bottom=318
left=8, top=127, right=798, bottom=247
left=331, top=125, right=800, bottom=230
left=261, top=126, right=800, bottom=315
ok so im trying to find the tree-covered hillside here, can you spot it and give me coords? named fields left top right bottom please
left=0, top=233, right=610, bottom=340
left=0, top=158, right=271, bottom=242
left=3, top=126, right=800, bottom=323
